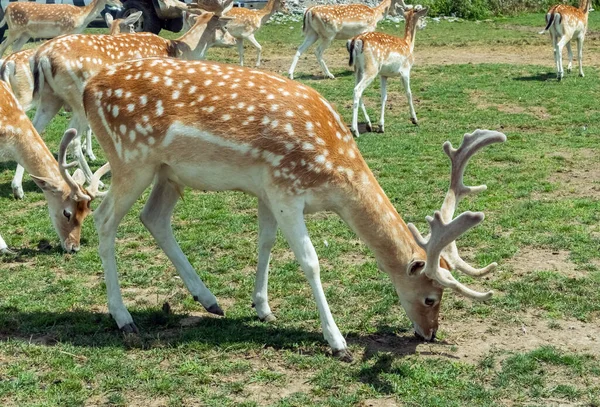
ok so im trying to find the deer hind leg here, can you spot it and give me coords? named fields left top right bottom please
left=351, top=68, right=376, bottom=138
left=236, top=39, right=245, bottom=66
left=140, top=167, right=222, bottom=315
left=400, top=69, right=418, bottom=125
left=252, top=200, right=277, bottom=322
left=566, top=42, right=573, bottom=73
left=555, top=37, right=568, bottom=80
left=10, top=34, right=29, bottom=53
left=0, top=233, right=12, bottom=254
left=32, top=92, right=63, bottom=135
left=315, top=37, right=335, bottom=79
left=577, top=35, right=585, bottom=77
left=0, top=31, right=20, bottom=56
left=288, top=30, right=319, bottom=80
left=271, top=199, right=351, bottom=361
left=378, top=76, right=388, bottom=133
left=246, top=34, right=262, bottom=67
left=11, top=164, right=25, bottom=199
left=94, top=169, right=155, bottom=333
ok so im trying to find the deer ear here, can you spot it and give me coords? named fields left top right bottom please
left=407, top=260, right=425, bottom=276
left=72, top=169, right=86, bottom=186
left=105, top=13, right=114, bottom=26
left=31, top=175, right=62, bottom=194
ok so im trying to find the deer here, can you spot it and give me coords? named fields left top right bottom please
left=347, top=5, right=428, bottom=138
left=538, top=0, right=593, bottom=80
left=26, top=10, right=235, bottom=193
left=1, top=10, right=143, bottom=200
left=78, top=56, right=506, bottom=361
left=288, top=0, right=406, bottom=80
left=223, top=0, right=288, bottom=67
left=105, top=11, right=144, bottom=35
left=0, top=0, right=123, bottom=56
left=0, top=81, right=106, bottom=254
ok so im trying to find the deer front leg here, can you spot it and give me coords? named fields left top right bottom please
left=236, top=39, right=245, bottom=67
left=351, top=69, right=376, bottom=137
left=315, top=37, right=335, bottom=79
left=566, top=42, right=573, bottom=73
left=0, top=32, right=18, bottom=56
left=273, top=201, right=351, bottom=361
left=94, top=171, right=155, bottom=332
left=289, top=31, right=319, bottom=80
left=0, top=234, right=14, bottom=254
left=11, top=164, right=25, bottom=199
left=140, top=168, right=222, bottom=315
left=10, top=34, right=29, bottom=53
left=400, top=70, right=418, bottom=125
left=577, top=36, right=585, bottom=77
left=378, top=76, right=388, bottom=133
left=252, top=200, right=277, bottom=322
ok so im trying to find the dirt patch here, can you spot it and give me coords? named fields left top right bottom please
left=468, top=89, right=551, bottom=119
left=540, top=149, right=600, bottom=199
left=503, top=248, right=588, bottom=278
left=244, top=374, right=313, bottom=406
left=360, top=398, right=399, bottom=407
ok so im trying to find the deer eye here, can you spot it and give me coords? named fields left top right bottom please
left=424, top=298, right=436, bottom=307
left=63, top=209, right=72, bottom=221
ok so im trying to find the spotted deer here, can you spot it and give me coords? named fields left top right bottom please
left=29, top=10, right=235, bottom=188
left=288, top=0, right=406, bottom=80
left=0, top=0, right=123, bottom=56
left=539, top=0, right=593, bottom=80
left=78, top=56, right=505, bottom=360
left=2, top=10, right=143, bottom=200
left=347, top=5, right=428, bottom=137
left=223, top=0, right=288, bottom=67
left=105, top=11, right=143, bottom=35
left=0, top=81, right=106, bottom=253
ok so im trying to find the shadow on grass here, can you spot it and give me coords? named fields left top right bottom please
left=294, top=70, right=354, bottom=81
left=513, top=72, right=556, bottom=82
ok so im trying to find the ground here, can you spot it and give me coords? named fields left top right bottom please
left=0, top=12, right=599, bottom=407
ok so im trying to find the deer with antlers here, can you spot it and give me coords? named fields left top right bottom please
left=539, top=0, right=593, bottom=80
left=0, top=0, right=123, bottom=56
left=28, top=10, right=234, bottom=189
left=347, top=5, right=428, bottom=137
left=288, top=0, right=405, bottom=80
left=0, top=81, right=106, bottom=253
left=222, top=0, right=288, bottom=67
left=79, top=56, right=505, bottom=360
left=1, top=10, right=143, bottom=200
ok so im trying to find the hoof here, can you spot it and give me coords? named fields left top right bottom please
left=579, top=73, right=585, bottom=77
left=260, top=313, right=277, bottom=323
left=120, top=322, right=139, bottom=334
left=332, top=349, right=354, bottom=363
left=12, top=187, right=24, bottom=200
left=411, top=118, right=419, bottom=126
left=0, top=247, right=16, bottom=255
left=205, top=303, right=225, bottom=316
left=377, top=125, right=385, bottom=133
left=365, top=123, right=373, bottom=132
left=87, top=153, right=97, bottom=162
left=326, top=74, right=335, bottom=80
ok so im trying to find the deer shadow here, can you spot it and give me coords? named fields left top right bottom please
left=513, top=71, right=557, bottom=82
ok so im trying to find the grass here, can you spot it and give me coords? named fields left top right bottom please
left=1, top=12, right=600, bottom=407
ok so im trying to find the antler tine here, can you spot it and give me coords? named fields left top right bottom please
left=86, top=163, right=111, bottom=199
left=59, top=129, right=91, bottom=202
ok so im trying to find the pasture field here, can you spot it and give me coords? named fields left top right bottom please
left=1, top=12, right=600, bottom=407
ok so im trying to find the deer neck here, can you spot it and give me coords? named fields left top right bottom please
left=337, top=170, right=421, bottom=272
left=81, top=0, right=109, bottom=26
left=258, top=0, right=278, bottom=24
left=403, top=13, right=420, bottom=53
left=170, top=20, right=211, bottom=59
left=579, top=0, right=592, bottom=13
left=13, top=129, right=63, bottom=188
left=374, top=0, right=392, bottom=21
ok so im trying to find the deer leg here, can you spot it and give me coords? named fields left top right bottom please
left=236, top=39, right=245, bottom=67
left=566, top=42, right=573, bottom=73
left=10, top=35, right=29, bottom=53
left=315, top=37, right=335, bottom=79
left=577, top=35, right=584, bottom=77
left=67, top=113, right=94, bottom=183
left=0, top=32, right=19, bottom=56
left=246, top=34, right=262, bottom=68
left=140, top=167, right=221, bottom=315
left=83, top=126, right=96, bottom=161
left=555, top=37, right=568, bottom=80
left=252, top=200, right=278, bottom=321
left=400, top=70, right=418, bottom=125
left=378, top=76, right=388, bottom=133
left=32, top=93, right=63, bottom=135
left=0, top=234, right=13, bottom=254
left=11, top=164, right=25, bottom=199
left=351, top=70, right=376, bottom=138
left=272, top=201, right=351, bottom=361
left=289, top=30, right=318, bottom=80
left=94, top=170, right=155, bottom=332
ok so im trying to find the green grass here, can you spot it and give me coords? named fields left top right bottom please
left=1, top=12, right=600, bottom=407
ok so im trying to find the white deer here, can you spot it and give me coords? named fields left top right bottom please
left=223, top=0, right=288, bottom=67
left=347, top=5, right=428, bottom=137
left=74, top=56, right=505, bottom=360
left=539, top=0, right=593, bottom=80
left=0, top=0, right=123, bottom=56
left=288, top=0, right=405, bottom=80
left=1, top=10, right=142, bottom=200
left=0, top=81, right=106, bottom=253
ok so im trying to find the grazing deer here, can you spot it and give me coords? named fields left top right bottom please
left=0, top=81, right=106, bottom=253
left=0, top=0, right=123, bottom=56
left=224, top=0, right=288, bottom=67
left=347, top=5, right=428, bottom=137
left=105, top=11, right=144, bottom=35
left=288, top=0, right=405, bottom=80
left=1, top=10, right=143, bottom=200
left=80, top=56, right=505, bottom=360
left=539, top=0, right=593, bottom=80
left=29, top=11, right=235, bottom=188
